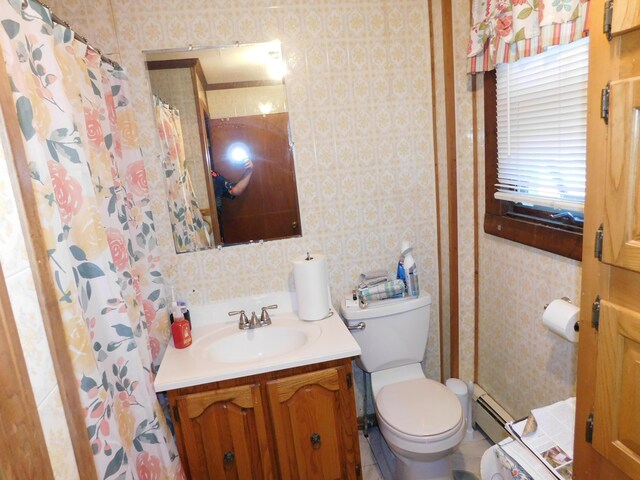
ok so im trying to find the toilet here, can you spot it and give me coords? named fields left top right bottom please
left=340, top=293, right=465, bottom=480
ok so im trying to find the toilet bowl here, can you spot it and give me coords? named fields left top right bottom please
left=371, top=364, right=466, bottom=479
left=340, top=295, right=465, bottom=479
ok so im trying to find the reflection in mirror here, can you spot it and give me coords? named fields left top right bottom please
left=145, top=42, right=302, bottom=251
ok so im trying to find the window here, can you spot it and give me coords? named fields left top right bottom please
left=484, top=38, right=589, bottom=261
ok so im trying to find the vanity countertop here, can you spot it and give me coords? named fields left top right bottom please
left=154, top=292, right=361, bottom=392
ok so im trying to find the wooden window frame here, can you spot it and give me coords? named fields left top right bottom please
left=483, top=71, right=583, bottom=261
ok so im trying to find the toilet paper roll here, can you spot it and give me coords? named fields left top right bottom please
left=543, top=299, right=580, bottom=342
left=292, top=253, right=331, bottom=321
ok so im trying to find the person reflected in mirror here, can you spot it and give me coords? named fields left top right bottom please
left=211, top=159, right=253, bottom=239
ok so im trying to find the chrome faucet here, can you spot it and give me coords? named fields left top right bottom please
left=228, top=310, right=250, bottom=330
left=229, top=304, right=278, bottom=330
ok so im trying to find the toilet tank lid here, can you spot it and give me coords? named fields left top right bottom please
left=340, top=293, right=431, bottom=321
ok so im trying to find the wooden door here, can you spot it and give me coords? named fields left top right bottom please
left=174, top=384, right=275, bottom=480
left=575, top=1, right=640, bottom=478
left=266, top=366, right=361, bottom=480
left=602, top=77, right=640, bottom=272
left=210, top=113, right=302, bottom=245
left=592, top=300, right=640, bottom=478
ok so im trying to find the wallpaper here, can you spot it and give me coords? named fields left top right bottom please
left=0, top=115, right=79, bottom=478
left=436, top=1, right=581, bottom=417
left=40, top=0, right=582, bottom=426
left=49, top=0, right=442, bottom=415
left=452, top=9, right=582, bottom=417
left=207, top=85, right=288, bottom=119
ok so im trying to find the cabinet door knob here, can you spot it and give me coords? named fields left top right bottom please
left=223, top=450, right=235, bottom=467
left=310, top=433, right=321, bottom=449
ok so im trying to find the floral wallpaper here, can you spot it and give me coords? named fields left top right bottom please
left=450, top=0, right=581, bottom=417
left=48, top=0, right=441, bottom=419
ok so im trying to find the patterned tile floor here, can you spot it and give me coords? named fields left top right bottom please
left=360, top=426, right=492, bottom=479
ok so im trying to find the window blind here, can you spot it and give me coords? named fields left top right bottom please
left=495, top=37, right=589, bottom=213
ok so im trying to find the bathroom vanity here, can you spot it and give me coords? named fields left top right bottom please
left=154, top=293, right=362, bottom=479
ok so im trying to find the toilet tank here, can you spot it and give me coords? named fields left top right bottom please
left=339, top=293, right=431, bottom=373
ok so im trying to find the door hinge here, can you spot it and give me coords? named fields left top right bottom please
left=173, top=405, right=180, bottom=423
left=586, top=411, right=594, bottom=444
left=594, top=223, right=604, bottom=260
left=355, top=463, right=362, bottom=477
left=592, top=295, right=601, bottom=331
left=603, top=0, right=614, bottom=41
left=600, top=85, right=610, bottom=124
left=346, top=372, right=353, bottom=389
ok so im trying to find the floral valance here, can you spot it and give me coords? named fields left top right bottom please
left=468, top=0, right=590, bottom=73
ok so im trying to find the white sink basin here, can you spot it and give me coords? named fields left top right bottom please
left=201, top=324, right=322, bottom=364
left=154, top=294, right=362, bottom=392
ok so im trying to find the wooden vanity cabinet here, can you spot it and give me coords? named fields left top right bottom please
left=168, top=358, right=362, bottom=480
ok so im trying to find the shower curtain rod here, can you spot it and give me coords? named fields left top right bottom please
left=22, top=0, right=122, bottom=70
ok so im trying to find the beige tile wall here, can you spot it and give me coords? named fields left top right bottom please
left=49, top=0, right=442, bottom=416
left=448, top=3, right=581, bottom=418
left=207, top=85, right=288, bottom=119
left=39, top=0, right=581, bottom=425
left=0, top=116, right=79, bottom=478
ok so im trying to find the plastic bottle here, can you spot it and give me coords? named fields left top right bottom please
left=171, top=302, right=192, bottom=349
left=401, top=241, right=419, bottom=297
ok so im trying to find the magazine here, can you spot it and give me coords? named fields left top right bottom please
left=506, top=397, right=576, bottom=480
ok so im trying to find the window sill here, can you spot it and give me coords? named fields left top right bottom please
left=484, top=212, right=583, bottom=261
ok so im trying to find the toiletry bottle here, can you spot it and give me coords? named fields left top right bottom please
left=171, top=303, right=192, bottom=349
left=396, top=251, right=407, bottom=295
left=401, top=241, right=420, bottom=297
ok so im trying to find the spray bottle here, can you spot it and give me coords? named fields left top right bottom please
left=400, top=241, right=419, bottom=297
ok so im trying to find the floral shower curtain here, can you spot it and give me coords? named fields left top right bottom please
left=467, top=0, right=590, bottom=73
left=0, top=1, right=183, bottom=478
left=153, top=96, right=211, bottom=253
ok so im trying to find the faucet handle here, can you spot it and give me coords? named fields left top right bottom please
left=229, top=310, right=250, bottom=329
left=260, top=304, right=278, bottom=326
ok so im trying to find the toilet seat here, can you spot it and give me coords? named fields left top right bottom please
left=375, top=378, right=463, bottom=440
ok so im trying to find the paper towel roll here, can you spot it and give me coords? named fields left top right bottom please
left=543, top=298, right=580, bottom=342
left=293, top=253, right=331, bottom=321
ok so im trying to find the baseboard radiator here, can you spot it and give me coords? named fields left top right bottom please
left=472, top=384, right=514, bottom=444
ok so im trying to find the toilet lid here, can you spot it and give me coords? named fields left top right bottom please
left=376, top=378, right=462, bottom=437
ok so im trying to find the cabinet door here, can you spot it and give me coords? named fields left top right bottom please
left=175, top=383, right=275, bottom=479
left=593, top=300, right=640, bottom=478
left=611, top=0, right=640, bottom=36
left=266, top=366, right=361, bottom=480
left=602, top=76, right=640, bottom=272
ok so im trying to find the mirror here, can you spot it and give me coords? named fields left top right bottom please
left=145, top=42, right=302, bottom=251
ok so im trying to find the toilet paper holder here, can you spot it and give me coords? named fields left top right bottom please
left=543, top=296, right=572, bottom=310
left=544, top=297, right=580, bottom=333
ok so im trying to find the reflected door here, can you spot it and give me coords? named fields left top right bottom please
left=210, top=113, right=302, bottom=245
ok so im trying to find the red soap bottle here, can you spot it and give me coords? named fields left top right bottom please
left=171, top=304, right=192, bottom=349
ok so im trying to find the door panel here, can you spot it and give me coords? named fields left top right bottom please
left=210, top=113, right=301, bottom=244
left=593, top=300, right=640, bottom=478
left=612, top=0, right=640, bottom=37
left=603, top=77, right=640, bottom=272
left=266, top=367, right=360, bottom=480
left=176, top=384, right=275, bottom=479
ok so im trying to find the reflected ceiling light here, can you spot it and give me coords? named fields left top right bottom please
left=259, top=102, right=273, bottom=115
left=268, top=61, right=286, bottom=80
